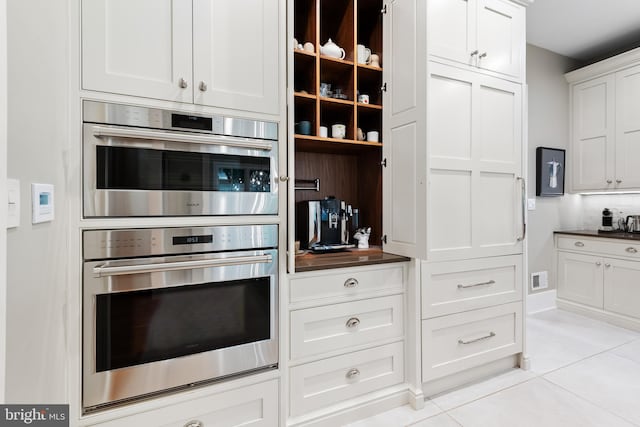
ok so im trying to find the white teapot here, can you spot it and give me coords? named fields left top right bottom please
left=321, top=39, right=346, bottom=59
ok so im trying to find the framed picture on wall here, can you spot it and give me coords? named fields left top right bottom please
left=536, top=147, right=565, bottom=196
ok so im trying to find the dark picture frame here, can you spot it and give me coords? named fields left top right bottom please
left=536, top=147, right=566, bottom=196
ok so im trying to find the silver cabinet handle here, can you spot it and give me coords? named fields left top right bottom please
left=179, top=78, right=188, bottom=89
left=199, top=81, right=208, bottom=92
left=574, top=241, right=585, bottom=247
left=626, top=247, right=638, bottom=253
left=517, top=177, right=526, bottom=241
left=184, top=421, right=203, bottom=427
left=470, top=50, right=479, bottom=57
left=605, top=263, right=611, bottom=268
left=345, top=368, right=360, bottom=379
left=279, top=176, right=290, bottom=182
left=458, top=280, right=495, bottom=289
left=458, top=332, right=495, bottom=345
left=607, top=179, right=613, bottom=184
left=344, top=278, right=359, bottom=288
left=478, top=52, right=488, bottom=59
left=596, top=261, right=602, bottom=266
left=616, top=179, right=623, bottom=184
left=346, top=317, right=360, bottom=328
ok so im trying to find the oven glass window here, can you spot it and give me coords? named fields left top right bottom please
left=95, top=277, right=271, bottom=372
left=96, top=146, right=271, bottom=192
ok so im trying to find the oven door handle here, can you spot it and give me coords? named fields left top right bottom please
left=92, top=125, right=274, bottom=151
left=93, top=254, right=273, bottom=277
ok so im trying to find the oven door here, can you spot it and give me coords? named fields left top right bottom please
left=83, top=123, right=279, bottom=217
left=82, top=249, right=278, bottom=411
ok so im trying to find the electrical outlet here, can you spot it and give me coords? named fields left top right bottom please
left=527, top=198, right=536, bottom=210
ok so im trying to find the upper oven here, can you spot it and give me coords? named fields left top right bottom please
left=83, top=101, right=279, bottom=217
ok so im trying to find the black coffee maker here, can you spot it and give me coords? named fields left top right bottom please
left=297, top=197, right=355, bottom=252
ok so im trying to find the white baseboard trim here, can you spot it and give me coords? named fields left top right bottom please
left=527, top=289, right=557, bottom=314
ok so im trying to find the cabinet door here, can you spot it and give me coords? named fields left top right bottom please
left=427, top=0, right=477, bottom=67
left=557, top=251, right=604, bottom=308
left=604, top=257, right=640, bottom=319
left=193, top=0, right=280, bottom=115
left=571, top=75, right=616, bottom=191
left=476, top=0, right=525, bottom=79
left=427, top=63, right=523, bottom=261
left=615, top=65, right=640, bottom=189
left=82, top=0, right=193, bottom=103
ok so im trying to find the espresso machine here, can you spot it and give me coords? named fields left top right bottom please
left=297, top=197, right=356, bottom=252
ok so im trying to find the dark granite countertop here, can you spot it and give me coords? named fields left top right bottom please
left=295, top=246, right=410, bottom=272
left=554, top=230, right=640, bottom=241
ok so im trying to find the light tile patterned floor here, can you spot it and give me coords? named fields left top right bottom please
left=347, top=309, right=640, bottom=427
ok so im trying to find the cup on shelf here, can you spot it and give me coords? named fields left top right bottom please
left=332, top=124, right=346, bottom=139
left=293, top=38, right=298, bottom=49
left=303, top=42, right=315, bottom=53
left=370, top=54, right=381, bottom=67
left=296, top=121, right=311, bottom=135
left=320, top=82, right=331, bottom=97
left=357, top=128, right=365, bottom=141
left=357, top=44, right=371, bottom=64
left=319, top=126, right=328, bottom=138
left=366, top=130, right=379, bottom=142
left=358, top=94, right=370, bottom=104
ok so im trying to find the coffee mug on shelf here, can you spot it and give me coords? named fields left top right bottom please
left=357, top=128, right=365, bottom=141
left=358, top=94, right=369, bottom=104
left=319, top=126, right=328, bottom=138
left=296, top=121, right=311, bottom=135
left=367, top=130, right=379, bottom=142
left=370, top=53, right=381, bottom=67
left=303, top=42, right=315, bottom=53
left=357, top=44, right=371, bottom=64
left=332, top=124, right=346, bottom=139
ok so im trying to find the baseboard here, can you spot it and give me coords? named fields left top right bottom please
left=556, top=299, right=640, bottom=332
left=527, top=289, right=557, bottom=314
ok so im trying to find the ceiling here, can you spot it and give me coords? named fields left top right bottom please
left=526, top=0, right=640, bottom=62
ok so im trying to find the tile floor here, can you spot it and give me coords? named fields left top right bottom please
left=348, top=309, right=640, bottom=427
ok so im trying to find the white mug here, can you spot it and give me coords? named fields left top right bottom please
left=332, top=124, right=346, bottom=139
left=319, top=126, right=328, bottom=138
left=358, top=94, right=369, bottom=104
left=370, top=53, right=380, bottom=67
left=366, top=131, right=379, bottom=142
left=303, top=42, right=315, bottom=53
left=357, top=44, right=371, bottom=64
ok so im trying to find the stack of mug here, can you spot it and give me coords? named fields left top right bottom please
left=357, top=44, right=380, bottom=67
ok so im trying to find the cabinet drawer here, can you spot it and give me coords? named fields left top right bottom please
left=421, top=255, right=522, bottom=318
left=422, top=302, right=522, bottom=382
left=557, top=236, right=640, bottom=259
left=90, top=380, right=278, bottom=427
left=289, top=341, right=404, bottom=417
left=289, top=265, right=404, bottom=303
left=290, top=295, right=404, bottom=360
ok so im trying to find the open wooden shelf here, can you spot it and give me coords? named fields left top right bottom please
left=357, top=63, right=383, bottom=72
left=320, top=96, right=354, bottom=106
left=294, top=91, right=317, bottom=101
left=320, top=55, right=355, bottom=67
left=357, top=102, right=382, bottom=110
left=294, top=49, right=317, bottom=58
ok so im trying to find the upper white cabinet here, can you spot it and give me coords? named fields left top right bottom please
left=567, top=48, right=640, bottom=192
left=427, top=0, right=525, bottom=81
left=82, top=0, right=281, bottom=115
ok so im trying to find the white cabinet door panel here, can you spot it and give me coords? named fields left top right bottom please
left=615, top=65, right=640, bottom=189
left=557, top=251, right=604, bottom=308
left=430, top=74, right=473, bottom=160
left=430, top=170, right=472, bottom=253
left=82, top=0, right=193, bottom=102
left=193, top=0, right=280, bottom=115
left=476, top=172, right=517, bottom=249
left=604, top=257, right=640, bottom=319
left=427, top=0, right=477, bottom=67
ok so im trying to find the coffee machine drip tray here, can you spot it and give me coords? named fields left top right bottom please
left=309, top=244, right=355, bottom=253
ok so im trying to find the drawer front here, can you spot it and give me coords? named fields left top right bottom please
left=421, top=255, right=523, bottom=318
left=90, top=380, right=278, bottom=427
left=289, top=265, right=404, bottom=303
left=289, top=341, right=404, bottom=417
left=290, top=295, right=404, bottom=360
left=557, top=236, right=640, bottom=259
left=422, top=302, right=522, bottom=382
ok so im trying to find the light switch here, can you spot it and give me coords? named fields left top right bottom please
left=32, top=183, right=54, bottom=224
left=527, top=198, right=536, bottom=211
left=7, top=178, right=20, bottom=228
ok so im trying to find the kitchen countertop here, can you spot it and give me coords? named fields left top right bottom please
left=295, top=246, right=410, bottom=272
left=554, top=230, right=640, bottom=241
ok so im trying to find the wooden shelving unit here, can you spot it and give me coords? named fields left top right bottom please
left=293, top=0, right=384, bottom=250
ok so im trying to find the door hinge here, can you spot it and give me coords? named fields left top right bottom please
left=381, top=235, right=387, bottom=244
left=380, top=82, right=387, bottom=92
left=381, top=4, right=387, bottom=14
left=381, top=158, right=387, bottom=167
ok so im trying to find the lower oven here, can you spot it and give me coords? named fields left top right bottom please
left=82, top=225, right=278, bottom=412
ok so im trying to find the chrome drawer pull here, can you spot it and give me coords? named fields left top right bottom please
left=596, top=261, right=602, bottom=266
left=605, top=263, right=611, bottom=268
left=575, top=241, right=585, bottom=247
left=184, top=421, right=203, bottom=427
left=626, top=247, right=638, bottom=254
left=458, top=280, right=495, bottom=289
left=345, top=368, right=360, bottom=379
left=458, top=331, right=496, bottom=345
left=346, top=317, right=360, bottom=328
left=344, top=278, right=359, bottom=288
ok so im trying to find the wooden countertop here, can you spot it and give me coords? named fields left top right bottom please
left=294, top=246, right=410, bottom=272
left=554, top=230, right=640, bottom=241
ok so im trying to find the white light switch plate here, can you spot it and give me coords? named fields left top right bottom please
left=7, top=178, right=20, bottom=228
left=527, top=198, right=536, bottom=211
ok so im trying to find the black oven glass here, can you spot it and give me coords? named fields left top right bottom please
left=96, top=146, right=271, bottom=192
left=95, top=277, right=271, bottom=372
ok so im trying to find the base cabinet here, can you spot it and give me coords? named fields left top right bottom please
left=603, top=258, right=640, bottom=319
left=557, top=251, right=604, bottom=308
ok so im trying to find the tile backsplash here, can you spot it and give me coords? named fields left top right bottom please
left=581, top=194, right=640, bottom=229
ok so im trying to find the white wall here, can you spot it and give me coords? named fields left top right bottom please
left=526, top=44, right=582, bottom=294
left=580, top=194, right=640, bottom=229
left=5, top=0, right=68, bottom=402
left=0, top=0, right=8, bottom=402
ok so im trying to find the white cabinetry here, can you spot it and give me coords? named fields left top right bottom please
left=567, top=48, right=640, bottom=192
left=82, top=0, right=281, bottom=115
left=427, top=0, right=525, bottom=80
left=556, top=233, right=640, bottom=331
